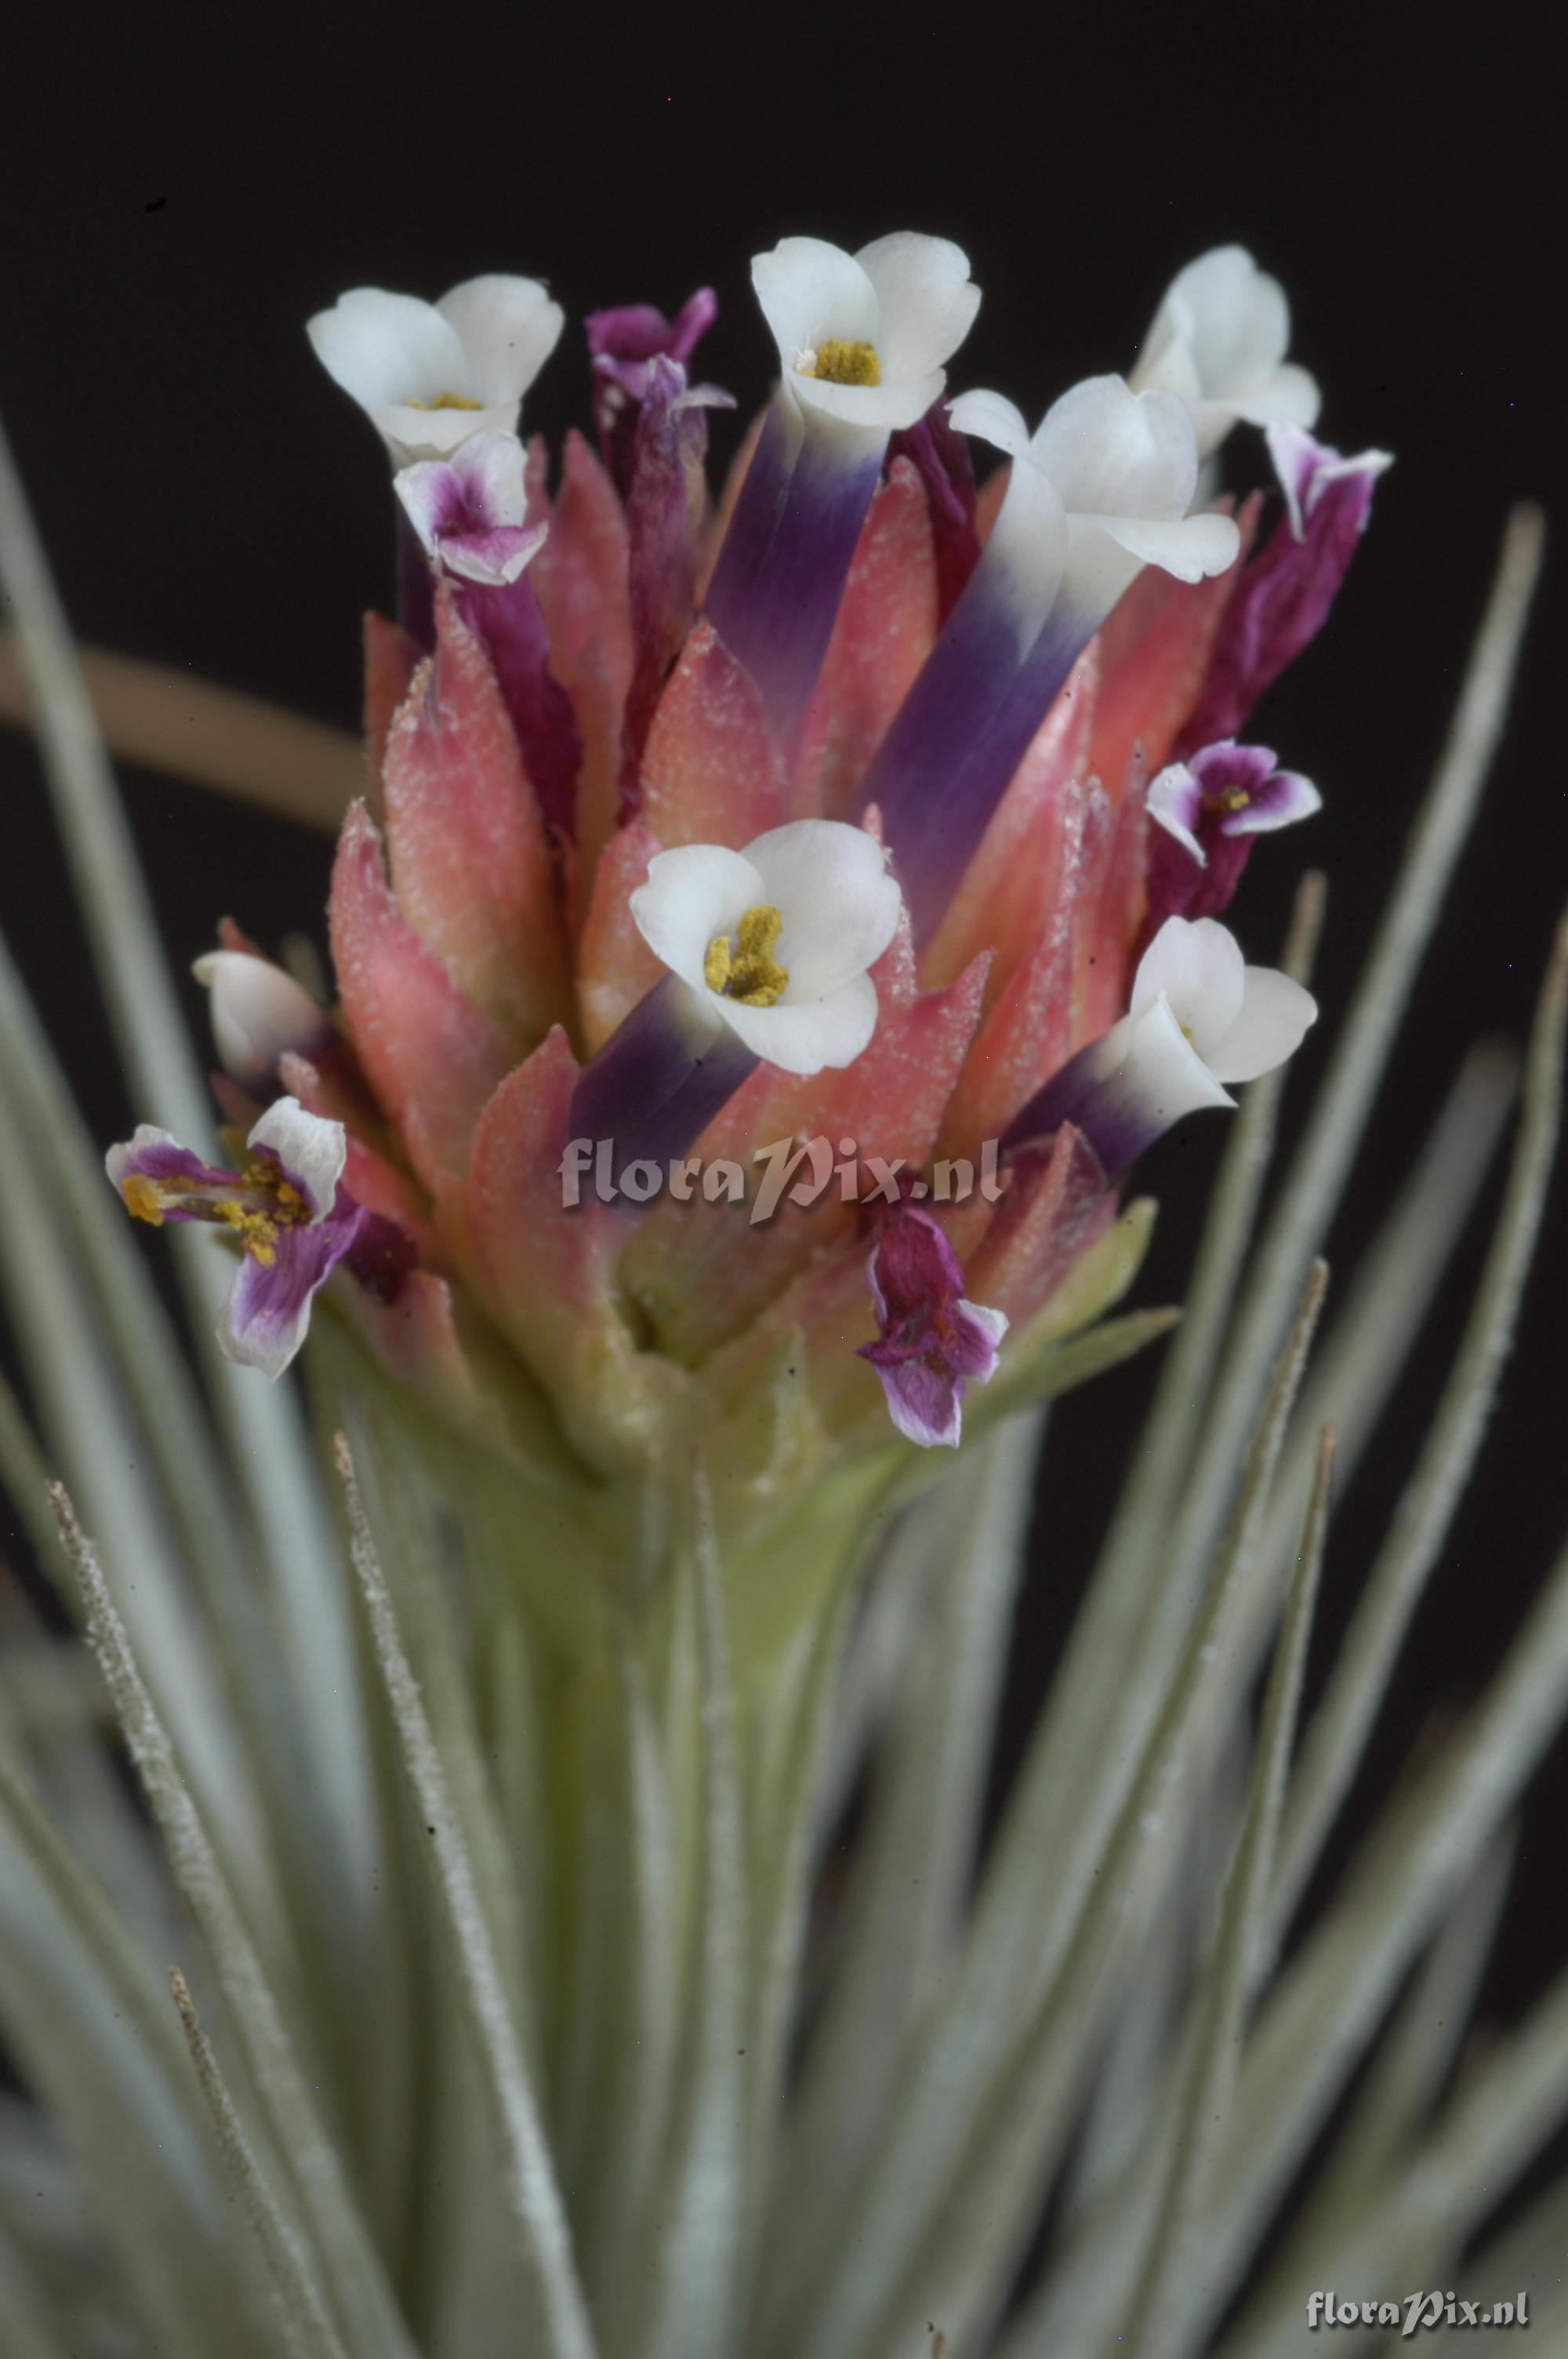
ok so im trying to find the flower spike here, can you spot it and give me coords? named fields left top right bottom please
left=857, top=1204, right=1008, bottom=1448
left=858, top=376, right=1240, bottom=942
left=307, top=276, right=564, bottom=467
left=1131, top=245, right=1321, bottom=460
left=703, top=233, right=980, bottom=735
left=1004, top=915, right=1316, bottom=1174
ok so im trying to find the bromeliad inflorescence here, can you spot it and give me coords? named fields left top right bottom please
left=108, top=232, right=1388, bottom=1452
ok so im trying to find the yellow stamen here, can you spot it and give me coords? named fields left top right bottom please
left=809, top=339, right=881, bottom=387
left=1219, top=787, right=1251, bottom=812
left=121, top=1174, right=165, bottom=1227
left=405, top=391, right=483, bottom=412
left=118, top=1154, right=310, bottom=1262
left=703, top=903, right=789, bottom=1008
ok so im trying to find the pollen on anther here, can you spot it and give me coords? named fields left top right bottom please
left=808, top=339, right=881, bottom=387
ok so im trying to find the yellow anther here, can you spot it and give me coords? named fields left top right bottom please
left=1220, top=787, right=1251, bottom=812
left=121, top=1174, right=165, bottom=1227
left=809, top=339, right=881, bottom=387
left=703, top=903, right=789, bottom=1008
left=405, top=391, right=483, bottom=412
left=703, top=933, right=733, bottom=993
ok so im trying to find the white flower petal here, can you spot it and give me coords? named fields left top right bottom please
left=307, top=289, right=473, bottom=411
left=1224, top=361, right=1322, bottom=434
left=630, top=845, right=765, bottom=995
left=790, top=368, right=945, bottom=433
left=1087, top=508, right=1241, bottom=583
left=1031, top=376, right=1198, bottom=523
left=946, top=387, right=1033, bottom=459
left=1173, top=248, right=1288, bottom=391
left=1131, top=916, right=1247, bottom=1052
left=717, top=970, right=880, bottom=1072
left=1134, top=248, right=1320, bottom=459
left=1205, top=967, right=1319, bottom=1084
left=192, top=951, right=326, bottom=1080
left=854, top=231, right=980, bottom=380
left=1146, top=763, right=1207, bottom=863
left=246, top=1097, right=347, bottom=1223
left=435, top=275, right=563, bottom=406
left=742, top=820, right=902, bottom=999
left=753, top=238, right=879, bottom=376
left=1119, top=994, right=1238, bottom=1121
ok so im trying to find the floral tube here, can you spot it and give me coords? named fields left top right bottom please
left=703, top=234, right=980, bottom=735
left=859, top=377, right=1240, bottom=942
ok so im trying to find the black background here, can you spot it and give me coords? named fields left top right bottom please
left=2, top=0, right=1564, bottom=2127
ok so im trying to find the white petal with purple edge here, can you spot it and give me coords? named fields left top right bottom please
left=448, top=431, right=529, bottom=525
left=217, top=1225, right=346, bottom=1381
left=1147, top=763, right=1207, bottom=862
left=245, top=1098, right=346, bottom=1223
left=1223, top=769, right=1323, bottom=836
left=958, top=1299, right=1009, bottom=1365
left=437, top=520, right=548, bottom=588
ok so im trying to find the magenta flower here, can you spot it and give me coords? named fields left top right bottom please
left=585, top=285, right=720, bottom=493
left=395, top=432, right=548, bottom=589
left=857, top=1204, right=1008, bottom=1448
left=1181, top=423, right=1392, bottom=750
left=1146, top=738, right=1321, bottom=925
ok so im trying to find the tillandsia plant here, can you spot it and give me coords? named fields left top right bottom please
left=0, top=224, right=1559, bottom=2359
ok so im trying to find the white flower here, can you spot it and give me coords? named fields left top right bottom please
left=949, top=377, right=1240, bottom=634
left=1131, top=246, right=1321, bottom=460
left=307, top=276, right=564, bottom=466
left=191, top=949, right=332, bottom=1084
left=630, top=820, right=903, bottom=1074
left=1112, top=914, right=1318, bottom=1121
left=752, top=233, right=980, bottom=438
